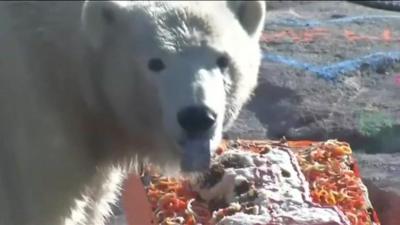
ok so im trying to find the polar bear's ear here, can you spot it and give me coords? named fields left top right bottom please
left=227, top=1, right=266, bottom=39
left=81, top=1, right=126, bottom=49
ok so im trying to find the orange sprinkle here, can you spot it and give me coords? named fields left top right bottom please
left=142, top=139, right=379, bottom=225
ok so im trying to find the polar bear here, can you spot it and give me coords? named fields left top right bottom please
left=0, top=1, right=266, bottom=225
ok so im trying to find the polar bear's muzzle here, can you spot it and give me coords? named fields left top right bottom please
left=177, top=105, right=217, bottom=172
left=177, top=105, right=217, bottom=137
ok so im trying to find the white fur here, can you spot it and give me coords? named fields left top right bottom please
left=0, top=1, right=266, bottom=225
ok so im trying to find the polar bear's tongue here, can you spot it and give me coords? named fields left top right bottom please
left=180, top=138, right=211, bottom=172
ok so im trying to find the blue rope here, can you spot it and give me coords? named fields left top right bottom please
left=266, top=15, right=400, bottom=28
left=263, top=51, right=400, bottom=80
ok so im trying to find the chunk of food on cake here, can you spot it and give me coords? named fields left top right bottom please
left=140, top=139, right=381, bottom=225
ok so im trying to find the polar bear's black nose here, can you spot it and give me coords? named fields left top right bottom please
left=177, top=105, right=217, bottom=135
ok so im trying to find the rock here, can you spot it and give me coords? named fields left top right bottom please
left=355, top=152, right=400, bottom=195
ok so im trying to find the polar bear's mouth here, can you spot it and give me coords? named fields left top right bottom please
left=179, top=137, right=212, bottom=173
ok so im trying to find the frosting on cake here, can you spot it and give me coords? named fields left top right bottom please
left=193, top=145, right=351, bottom=225
left=142, top=139, right=380, bottom=225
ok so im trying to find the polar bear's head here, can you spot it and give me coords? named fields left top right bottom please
left=81, top=1, right=266, bottom=173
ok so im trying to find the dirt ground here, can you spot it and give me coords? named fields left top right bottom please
left=264, top=1, right=400, bottom=63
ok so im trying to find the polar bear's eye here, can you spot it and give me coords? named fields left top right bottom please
left=216, top=56, right=230, bottom=71
left=148, top=58, right=165, bottom=72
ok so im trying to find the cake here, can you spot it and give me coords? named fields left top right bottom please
left=140, top=139, right=381, bottom=225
